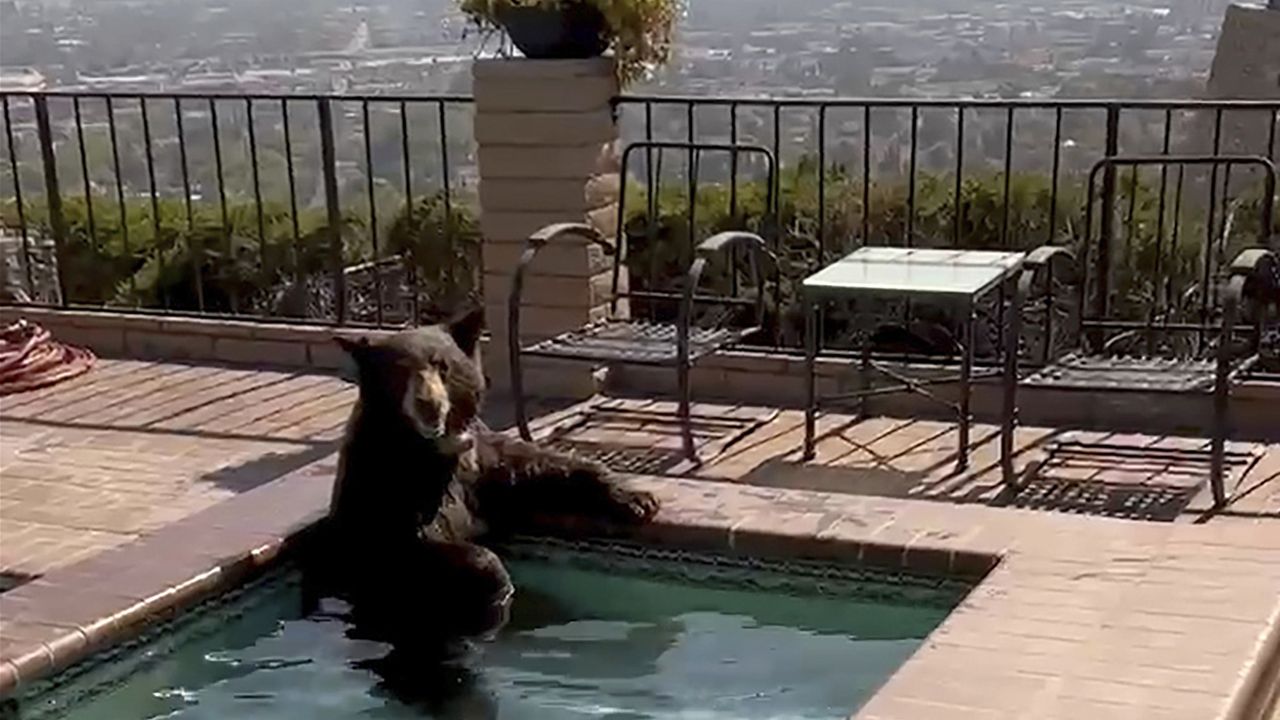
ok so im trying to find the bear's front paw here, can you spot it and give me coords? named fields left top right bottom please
left=608, top=486, right=660, bottom=524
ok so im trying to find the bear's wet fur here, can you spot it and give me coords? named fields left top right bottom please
left=322, top=307, right=659, bottom=650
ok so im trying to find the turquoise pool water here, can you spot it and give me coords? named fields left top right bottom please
left=12, top=540, right=966, bottom=720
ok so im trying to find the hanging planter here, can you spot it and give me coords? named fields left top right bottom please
left=461, top=0, right=679, bottom=87
left=496, top=2, right=609, bottom=59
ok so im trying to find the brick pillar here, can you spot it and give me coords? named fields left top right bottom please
left=473, top=58, right=623, bottom=399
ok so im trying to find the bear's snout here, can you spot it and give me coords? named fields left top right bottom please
left=409, top=367, right=452, bottom=439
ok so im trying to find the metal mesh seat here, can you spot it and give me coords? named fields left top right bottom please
left=1023, top=354, right=1219, bottom=393
left=1012, top=441, right=1262, bottom=520
left=507, top=140, right=781, bottom=462
left=509, top=220, right=774, bottom=462
left=523, top=320, right=760, bottom=366
left=1015, top=155, right=1280, bottom=508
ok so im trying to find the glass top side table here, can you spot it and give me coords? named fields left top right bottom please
left=801, top=247, right=1027, bottom=487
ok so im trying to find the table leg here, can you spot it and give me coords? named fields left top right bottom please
left=858, top=325, right=872, bottom=420
left=957, top=299, right=974, bottom=471
left=996, top=279, right=1007, bottom=366
left=1001, top=277, right=1023, bottom=489
left=804, top=297, right=818, bottom=461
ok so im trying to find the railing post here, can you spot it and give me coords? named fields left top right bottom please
left=317, top=98, right=346, bottom=324
left=3, top=96, right=34, bottom=301
left=33, top=95, right=69, bottom=306
left=1094, top=105, right=1121, bottom=336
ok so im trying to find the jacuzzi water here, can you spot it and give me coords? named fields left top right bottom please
left=11, top=540, right=967, bottom=720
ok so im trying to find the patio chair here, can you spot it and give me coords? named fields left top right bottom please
left=507, top=141, right=780, bottom=462
left=1018, top=154, right=1280, bottom=507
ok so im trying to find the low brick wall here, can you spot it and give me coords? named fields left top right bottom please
left=5, top=306, right=1278, bottom=440
left=608, top=348, right=1280, bottom=441
left=0, top=306, right=393, bottom=372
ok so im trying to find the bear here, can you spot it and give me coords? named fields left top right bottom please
left=320, top=307, right=659, bottom=652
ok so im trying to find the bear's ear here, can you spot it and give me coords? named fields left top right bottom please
left=447, top=306, right=485, bottom=357
left=334, top=335, right=372, bottom=363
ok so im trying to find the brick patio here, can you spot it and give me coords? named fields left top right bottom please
left=533, top=395, right=1280, bottom=522
left=1, top=358, right=1279, bottom=718
left=0, top=359, right=354, bottom=579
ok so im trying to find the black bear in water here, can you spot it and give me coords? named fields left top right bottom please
left=322, top=308, right=659, bottom=650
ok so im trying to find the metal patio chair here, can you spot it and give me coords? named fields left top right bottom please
left=507, top=141, right=780, bottom=462
left=1018, top=154, right=1280, bottom=508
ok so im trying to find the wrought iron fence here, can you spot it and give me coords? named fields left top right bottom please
left=613, top=96, right=1280, bottom=354
left=0, top=91, right=476, bottom=326
left=3, top=91, right=1279, bottom=350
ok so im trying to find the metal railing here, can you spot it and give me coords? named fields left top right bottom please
left=613, top=95, right=1280, bottom=351
left=3, top=90, right=1280, bottom=344
left=616, top=95, right=1280, bottom=247
left=0, top=91, right=476, bottom=326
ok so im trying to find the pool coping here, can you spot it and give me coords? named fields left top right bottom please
left=2, top=458, right=1279, bottom=719
left=0, top=456, right=335, bottom=696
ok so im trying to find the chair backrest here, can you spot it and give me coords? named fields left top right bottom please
left=612, top=141, right=777, bottom=319
left=1079, top=154, right=1277, bottom=353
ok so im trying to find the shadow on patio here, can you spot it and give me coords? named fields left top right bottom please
left=511, top=396, right=1280, bottom=525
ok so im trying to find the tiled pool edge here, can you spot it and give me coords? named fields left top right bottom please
left=0, top=461, right=991, bottom=701
left=1225, top=603, right=1280, bottom=720
left=0, top=537, right=301, bottom=696
left=621, top=476, right=1280, bottom=720
left=0, top=455, right=335, bottom=698
left=3, top=468, right=1280, bottom=720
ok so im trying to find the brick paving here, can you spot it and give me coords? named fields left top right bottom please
left=0, top=359, right=354, bottom=580
left=1, top=361, right=1279, bottom=718
left=537, top=397, right=1280, bottom=522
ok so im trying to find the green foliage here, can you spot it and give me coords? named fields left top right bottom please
left=3, top=162, right=1272, bottom=337
left=385, top=191, right=483, bottom=320
left=0, top=194, right=457, bottom=317
left=619, top=157, right=1272, bottom=342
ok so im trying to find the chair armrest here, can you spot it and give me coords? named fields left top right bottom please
left=505, top=223, right=613, bottom=440
left=523, top=222, right=617, bottom=253
left=677, top=232, right=776, bottom=365
left=1018, top=245, right=1080, bottom=365
left=1228, top=247, right=1278, bottom=298
left=1226, top=247, right=1279, bottom=326
left=695, top=231, right=778, bottom=272
left=691, top=231, right=778, bottom=304
left=1017, top=245, right=1078, bottom=294
left=687, top=231, right=777, bottom=312
left=508, top=223, right=617, bottom=353
left=1223, top=247, right=1279, bottom=348
left=511, top=223, right=616, bottom=303
left=1024, top=245, right=1078, bottom=275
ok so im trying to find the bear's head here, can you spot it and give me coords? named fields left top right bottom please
left=335, top=308, right=485, bottom=454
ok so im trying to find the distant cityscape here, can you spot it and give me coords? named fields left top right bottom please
left=0, top=0, right=1272, bottom=228
left=0, top=0, right=1251, bottom=99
